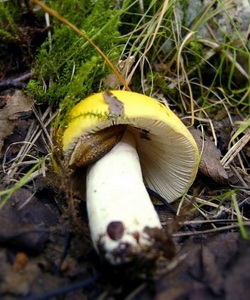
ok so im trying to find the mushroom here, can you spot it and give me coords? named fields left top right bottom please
left=56, top=90, right=199, bottom=265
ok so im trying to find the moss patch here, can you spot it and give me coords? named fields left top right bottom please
left=26, top=0, right=124, bottom=118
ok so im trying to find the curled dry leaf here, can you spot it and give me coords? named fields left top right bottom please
left=103, top=56, right=135, bottom=89
left=0, top=90, right=34, bottom=156
left=189, top=128, right=228, bottom=184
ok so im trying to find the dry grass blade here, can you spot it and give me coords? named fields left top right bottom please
left=232, top=192, right=250, bottom=239
left=176, top=31, right=196, bottom=126
left=124, top=284, right=147, bottom=300
left=199, top=39, right=249, bottom=80
left=186, top=195, right=249, bottom=221
left=2, top=107, right=55, bottom=180
left=221, top=128, right=250, bottom=167
left=172, top=222, right=250, bottom=237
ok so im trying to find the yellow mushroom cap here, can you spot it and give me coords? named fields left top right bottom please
left=62, top=90, right=199, bottom=203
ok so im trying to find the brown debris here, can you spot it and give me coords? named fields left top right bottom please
left=0, top=188, right=59, bottom=253
left=190, top=128, right=228, bottom=184
left=0, top=90, right=34, bottom=156
left=155, top=233, right=250, bottom=300
left=12, top=252, right=29, bottom=272
left=0, top=249, right=69, bottom=298
left=102, top=90, right=124, bottom=118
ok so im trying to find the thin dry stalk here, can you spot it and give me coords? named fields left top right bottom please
left=221, top=129, right=250, bottom=167
left=172, top=222, right=250, bottom=237
left=3, top=107, right=54, bottom=179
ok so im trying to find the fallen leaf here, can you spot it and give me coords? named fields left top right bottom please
left=0, top=89, right=34, bottom=156
left=189, top=128, right=228, bottom=184
left=155, top=233, right=248, bottom=300
left=102, top=91, right=124, bottom=119
left=103, top=56, right=134, bottom=89
left=0, top=188, right=59, bottom=252
left=2, top=119, right=33, bottom=159
left=224, top=237, right=250, bottom=299
left=189, top=245, right=224, bottom=295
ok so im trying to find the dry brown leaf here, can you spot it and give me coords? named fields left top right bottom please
left=0, top=188, right=58, bottom=252
left=189, top=128, right=228, bottom=184
left=102, top=90, right=124, bottom=117
left=155, top=233, right=250, bottom=300
left=0, top=90, right=34, bottom=156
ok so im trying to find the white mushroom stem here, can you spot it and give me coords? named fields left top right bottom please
left=86, top=131, right=164, bottom=265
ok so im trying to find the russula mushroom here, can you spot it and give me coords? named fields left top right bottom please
left=56, top=90, right=199, bottom=265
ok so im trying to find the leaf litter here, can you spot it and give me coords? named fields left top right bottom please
left=189, top=128, right=229, bottom=185
left=0, top=90, right=34, bottom=155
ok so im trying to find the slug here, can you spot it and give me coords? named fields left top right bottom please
left=68, top=124, right=127, bottom=168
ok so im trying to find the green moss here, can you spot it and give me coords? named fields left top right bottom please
left=0, top=3, right=18, bottom=37
left=26, top=0, right=123, bottom=114
left=147, top=72, right=175, bottom=96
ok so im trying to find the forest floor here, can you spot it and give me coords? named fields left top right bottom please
left=0, top=1, right=250, bottom=299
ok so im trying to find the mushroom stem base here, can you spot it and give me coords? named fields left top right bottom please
left=86, top=131, right=168, bottom=265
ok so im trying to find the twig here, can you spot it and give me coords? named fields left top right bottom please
left=172, top=222, right=250, bottom=237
